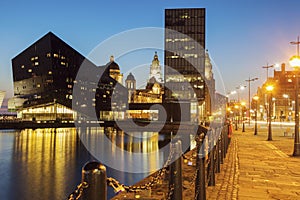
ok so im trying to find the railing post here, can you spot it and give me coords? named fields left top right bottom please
left=169, top=140, right=183, bottom=200
left=207, top=129, right=215, bottom=186
left=82, top=161, right=107, bottom=200
left=219, top=132, right=224, bottom=164
left=215, top=132, right=221, bottom=173
left=195, top=132, right=206, bottom=200
left=222, top=128, right=226, bottom=159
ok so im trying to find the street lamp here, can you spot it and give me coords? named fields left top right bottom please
left=289, top=54, right=300, bottom=156
left=245, top=77, right=258, bottom=125
left=266, top=85, right=274, bottom=141
left=241, top=101, right=246, bottom=132
left=253, top=95, right=259, bottom=135
left=234, top=104, right=239, bottom=130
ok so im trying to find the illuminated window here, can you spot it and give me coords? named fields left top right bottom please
left=28, top=69, right=32, bottom=73
left=21, top=65, right=25, bottom=69
left=46, top=53, right=51, bottom=57
left=61, top=62, right=66, bottom=65
left=61, top=56, right=65, bottom=60
left=67, top=85, right=72, bottom=89
left=103, top=95, right=106, bottom=98
left=48, top=71, right=52, bottom=75
left=37, top=84, right=41, bottom=88
left=53, top=53, right=59, bottom=58
left=34, top=62, right=39, bottom=66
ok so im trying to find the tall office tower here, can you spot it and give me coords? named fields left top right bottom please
left=164, top=8, right=206, bottom=122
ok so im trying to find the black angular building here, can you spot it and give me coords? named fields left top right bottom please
left=12, top=32, right=127, bottom=121
left=164, top=8, right=206, bottom=122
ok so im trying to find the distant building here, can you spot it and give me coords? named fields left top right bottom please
left=164, top=8, right=206, bottom=122
left=107, top=55, right=123, bottom=84
left=125, top=53, right=164, bottom=120
left=149, top=52, right=163, bottom=83
left=0, top=91, right=5, bottom=109
left=11, top=32, right=127, bottom=121
left=255, top=63, right=295, bottom=121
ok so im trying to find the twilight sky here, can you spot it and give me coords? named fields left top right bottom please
left=1, top=0, right=300, bottom=100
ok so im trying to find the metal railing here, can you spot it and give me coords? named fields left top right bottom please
left=67, top=123, right=231, bottom=200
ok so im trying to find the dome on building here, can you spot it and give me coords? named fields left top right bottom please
left=126, top=72, right=135, bottom=81
left=108, top=55, right=120, bottom=71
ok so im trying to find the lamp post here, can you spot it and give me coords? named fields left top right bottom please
left=241, top=101, right=246, bottom=132
left=253, top=95, right=259, bottom=135
left=266, top=85, right=274, bottom=141
left=289, top=54, right=300, bottom=156
left=234, top=104, right=239, bottom=130
left=245, top=77, right=258, bottom=125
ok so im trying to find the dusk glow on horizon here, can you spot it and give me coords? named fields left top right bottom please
left=1, top=0, right=300, bottom=100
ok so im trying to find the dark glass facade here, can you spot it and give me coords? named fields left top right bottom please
left=12, top=32, right=85, bottom=108
left=12, top=32, right=127, bottom=120
left=164, top=8, right=206, bottom=121
left=165, top=8, right=206, bottom=101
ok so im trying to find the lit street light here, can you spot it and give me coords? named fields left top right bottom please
left=241, top=101, right=246, bottom=132
left=289, top=50, right=300, bottom=156
left=253, top=95, right=259, bottom=135
left=266, top=85, right=274, bottom=141
left=245, top=77, right=258, bottom=125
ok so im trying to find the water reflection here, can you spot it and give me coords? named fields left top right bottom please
left=0, top=127, right=170, bottom=200
left=79, top=126, right=165, bottom=173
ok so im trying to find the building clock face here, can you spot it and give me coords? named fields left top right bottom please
left=152, top=69, right=157, bottom=74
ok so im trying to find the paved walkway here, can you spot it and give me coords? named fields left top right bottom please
left=208, top=126, right=300, bottom=200
left=113, top=125, right=300, bottom=200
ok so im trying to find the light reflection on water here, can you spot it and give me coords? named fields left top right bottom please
left=0, top=127, right=169, bottom=200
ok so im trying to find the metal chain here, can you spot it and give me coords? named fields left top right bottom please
left=166, top=184, right=174, bottom=200
left=67, top=181, right=88, bottom=200
left=107, top=147, right=175, bottom=193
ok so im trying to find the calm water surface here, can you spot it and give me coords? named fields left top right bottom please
left=0, top=128, right=167, bottom=200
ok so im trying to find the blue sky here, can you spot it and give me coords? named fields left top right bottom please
left=1, top=0, right=300, bottom=100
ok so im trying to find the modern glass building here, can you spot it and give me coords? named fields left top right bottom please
left=164, top=8, right=206, bottom=122
left=12, top=32, right=127, bottom=121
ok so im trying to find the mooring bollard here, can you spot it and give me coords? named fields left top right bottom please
left=195, top=133, right=206, bottom=200
left=82, top=161, right=107, bottom=200
left=169, top=140, right=183, bottom=200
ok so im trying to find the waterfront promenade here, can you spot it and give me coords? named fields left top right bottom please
left=218, top=126, right=300, bottom=200
left=113, top=124, right=300, bottom=200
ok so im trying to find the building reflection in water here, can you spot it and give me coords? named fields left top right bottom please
left=78, top=126, right=164, bottom=174
left=9, top=128, right=92, bottom=200
left=1, top=127, right=168, bottom=199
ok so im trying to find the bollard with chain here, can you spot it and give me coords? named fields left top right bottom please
left=195, top=132, right=206, bottom=200
left=81, top=161, right=107, bottom=200
left=169, top=140, right=183, bottom=200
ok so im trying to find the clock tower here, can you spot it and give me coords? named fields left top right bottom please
left=149, top=52, right=163, bottom=83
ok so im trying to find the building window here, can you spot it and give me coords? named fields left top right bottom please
left=28, top=69, right=32, bottom=73
left=46, top=53, right=51, bottom=58
left=48, top=71, right=52, bottom=75
left=34, top=62, right=39, bottom=66
left=53, top=53, right=59, bottom=58
left=21, top=65, right=25, bottom=69
left=61, top=62, right=66, bottom=66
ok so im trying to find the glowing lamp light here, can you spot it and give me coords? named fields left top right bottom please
left=266, top=85, right=274, bottom=92
left=289, top=55, right=300, bottom=68
left=253, top=95, right=259, bottom=101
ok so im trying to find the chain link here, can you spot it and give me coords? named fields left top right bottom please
left=67, top=181, right=88, bottom=200
left=107, top=147, right=175, bottom=193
